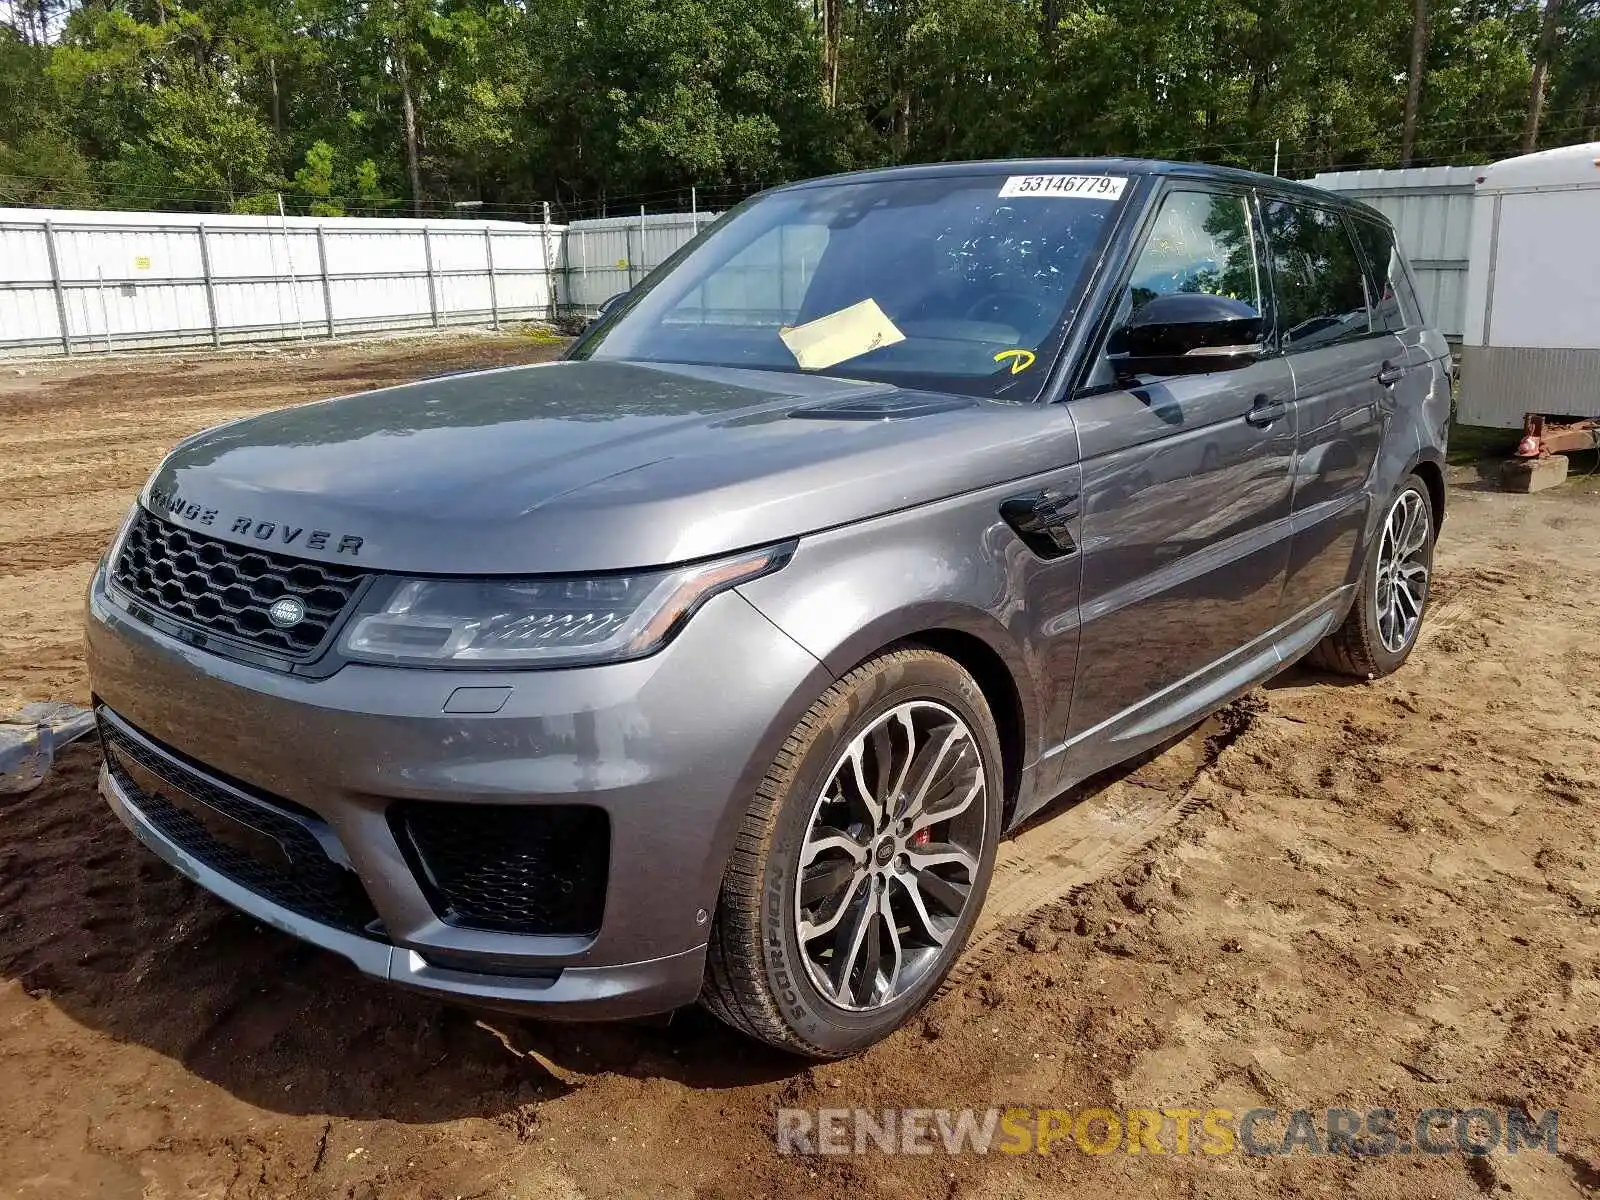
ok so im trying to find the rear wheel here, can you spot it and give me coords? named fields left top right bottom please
left=701, top=647, right=1002, bottom=1058
left=1308, top=475, right=1435, bottom=678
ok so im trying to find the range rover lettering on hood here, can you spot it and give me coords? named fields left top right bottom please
left=148, top=486, right=366, bottom=557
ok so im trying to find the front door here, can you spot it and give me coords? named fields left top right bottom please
left=1051, top=184, right=1297, bottom=786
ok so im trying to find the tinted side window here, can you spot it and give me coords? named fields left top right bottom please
left=1121, top=189, right=1262, bottom=322
left=1349, top=216, right=1409, bottom=333
left=1261, top=200, right=1371, bottom=351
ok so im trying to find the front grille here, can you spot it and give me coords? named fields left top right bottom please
left=111, top=507, right=366, bottom=659
left=99, top=713, right=381, bottom=937
left=394, top=802, right=609, bottom=936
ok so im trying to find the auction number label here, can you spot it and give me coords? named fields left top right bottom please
left=998, top=174, right=1127, bottom=200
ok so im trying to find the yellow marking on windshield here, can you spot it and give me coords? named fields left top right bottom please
left=994, top=348, right=1037, bottom=375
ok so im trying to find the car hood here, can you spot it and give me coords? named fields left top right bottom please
left=144, top=359, right=1076, bottom=573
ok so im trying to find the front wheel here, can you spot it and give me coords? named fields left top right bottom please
left=1308, top=475, right=1435, bottom=678
left=701, top=647, right=1002, bottom=1058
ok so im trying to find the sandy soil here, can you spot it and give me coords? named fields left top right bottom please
left=0, top=338, right=1596, bottom=1199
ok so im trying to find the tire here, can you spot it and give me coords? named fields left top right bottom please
left=701, top=646, right=1003, bottom=1058
left=1307, top=474, right=1435, bottom=679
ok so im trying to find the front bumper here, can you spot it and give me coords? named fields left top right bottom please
left=86, top=564, right=830, bottom=1019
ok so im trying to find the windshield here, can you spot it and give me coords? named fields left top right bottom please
left=574, top=172, right=1134, bottom=400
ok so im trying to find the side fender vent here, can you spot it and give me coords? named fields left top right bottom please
left=1000, top=489, right=1080, bottom=559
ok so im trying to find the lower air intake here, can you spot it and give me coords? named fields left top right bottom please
left=393, top=801, right=609, bottom=936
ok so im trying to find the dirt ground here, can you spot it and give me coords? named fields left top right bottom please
left=0, top=335, right=1596, bottom=1200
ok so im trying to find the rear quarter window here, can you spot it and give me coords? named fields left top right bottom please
left=1349, top=216, right=1411, bottom=333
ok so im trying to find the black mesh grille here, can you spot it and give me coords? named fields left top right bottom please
left=395, top=802, right=609, bottom=936
left=111, top=507, right=365, bottom=659
left=99, top=713, right=381, bottom=938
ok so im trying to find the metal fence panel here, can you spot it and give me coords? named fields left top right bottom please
left=0, top=207, right=565, bottom=357
left=490, top=231, right=559, bottom=318
left=2, top=224, right=53, bottom=282
left=215, top=279, right=328, bottom=336
left=560, top=212, right=718, bottom=313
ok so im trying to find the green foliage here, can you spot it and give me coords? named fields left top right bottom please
left=0, top=129, right=94, bottom=205
left=2, top=0, right=1598, bottom=218
left=104, top=68, right=281, bottom=207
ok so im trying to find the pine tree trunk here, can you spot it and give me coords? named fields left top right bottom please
left=822, top=0, right=840, bottom=106
left=1400, top=0, right=1429, bottom=165
left=397, top=45, right=423, bottom=216
left=269, top=56, right=283, bottom=140
left=1522, top=0, right=1564, bottom=152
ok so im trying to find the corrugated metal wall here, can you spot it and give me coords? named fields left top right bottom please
left=0, top=208, right=562, bottom=357
left=1309, top=165, right=1481, bottom=341
left=1458, top=345, right=1600, bottom=427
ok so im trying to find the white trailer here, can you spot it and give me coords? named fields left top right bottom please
left=1458, top=143, right=1600, bottom=428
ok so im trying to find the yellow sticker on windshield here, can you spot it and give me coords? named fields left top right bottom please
left=994, top=348, right=1036, bottom=375
left=779, top=299, right=906, bottom=371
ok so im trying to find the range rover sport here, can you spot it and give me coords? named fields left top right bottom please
left=86, top=159, right=1450, bottom=1057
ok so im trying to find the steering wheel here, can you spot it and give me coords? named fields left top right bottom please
left=961, top=291, right=1054, bottom=331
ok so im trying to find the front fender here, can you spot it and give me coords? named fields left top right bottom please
left=737, top=481, right=1084, bottom=780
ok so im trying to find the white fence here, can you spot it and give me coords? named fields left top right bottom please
left=561, top=212, right=719, bottom=313
left=1309, top=165, right=1482, bottom=341
left=0, top=208, right=564, bottom=357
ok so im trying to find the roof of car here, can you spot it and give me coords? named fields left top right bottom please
left=772, top=157, right=1373, bottom=213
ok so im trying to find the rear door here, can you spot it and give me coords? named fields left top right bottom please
left=1055, top=183, right=1296, bottom=785
left=1349, top=212, right=1440, bottom=412
left=1261, top=198, right=1403, bottom=621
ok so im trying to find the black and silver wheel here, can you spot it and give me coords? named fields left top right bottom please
left=793, top=699, right=988, bottom=1010
left=1308, top=474, right=1436, bottom=678
left=702, top=647, right=1002, bottom=1057
left=1374, top=487, right=1431, bottom=654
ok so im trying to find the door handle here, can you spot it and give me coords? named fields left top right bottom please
left=1377, top=360, right=1405, bottom=387
left=1245, top=396, right=1287, bottom=427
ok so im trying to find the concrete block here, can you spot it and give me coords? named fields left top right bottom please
left=1500, top=454, right=1570, bottom=493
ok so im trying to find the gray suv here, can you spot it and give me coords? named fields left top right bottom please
left=86, top=159, right=1450, bottom=1057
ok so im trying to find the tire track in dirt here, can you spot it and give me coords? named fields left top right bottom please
left=0, top=528, right=115, bottom=570
left=958, top=703, right=1255, bottom=974
left=0, top=489, right=135, bottom=549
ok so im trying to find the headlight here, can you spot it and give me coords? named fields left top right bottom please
left=339, top=543, right=793, bottom=668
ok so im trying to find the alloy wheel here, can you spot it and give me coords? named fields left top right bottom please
left=1376, top=488, right=1431, bottom=654
left=792, top=700, right=987, bottom=1012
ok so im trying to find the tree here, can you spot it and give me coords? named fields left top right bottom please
left=1523, top=0, right=1567, bottom=148
left=2, top=0, right=1598, bottom=218
left=1401, top=0, right=1431, bottom=164
left=106, top=69, right=280, bottom=207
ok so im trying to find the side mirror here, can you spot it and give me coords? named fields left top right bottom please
left=1108, top=292, right=1263, bottom=378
